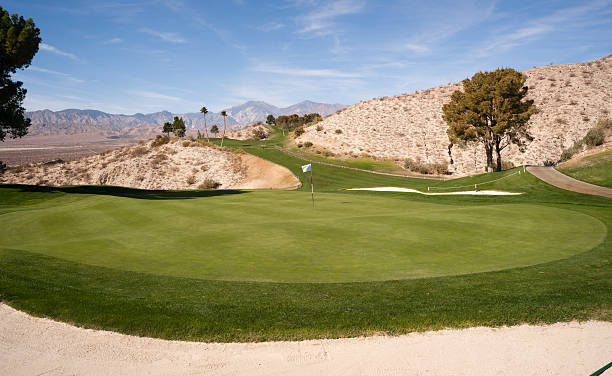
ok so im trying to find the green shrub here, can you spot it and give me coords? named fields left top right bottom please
left=294, top=127, right=305, bottom=137
left=198, top=178, right=220, bottom=189
left=584, top=127, right=604, bottom=146
left=304, top=141, right=313, bottom=148
left=404, top=158, right=448, bottom=175
left=186, top=175, right=196, bottom=185
left=151, top=135, right=170, bottom=147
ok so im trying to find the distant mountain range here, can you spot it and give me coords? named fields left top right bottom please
left=24, top=100, right=346, bottom=137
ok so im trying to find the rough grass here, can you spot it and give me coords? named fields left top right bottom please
left=557, top=150, right=612, bottom=188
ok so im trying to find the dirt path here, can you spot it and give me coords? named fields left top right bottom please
left=527, top=166, right=612, bottom=198
left=1, top=304, right=611, bottom=376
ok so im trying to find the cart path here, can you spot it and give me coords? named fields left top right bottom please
left=1, top=303, right=611, bottom=376
left=527, top=166, right=612, bottom=198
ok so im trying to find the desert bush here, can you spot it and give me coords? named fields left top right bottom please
left=304, top=141, right=313, bottom=148
left=186, top=175, right=196, bottom=185
left=43, top=159, right=64, bottom=165
left=543, top=160, right=556, bottom=167
left=251, top=128, right=267, bottom=140
left=316, top=125, right=323, bottom=131
left=568, top=100, right=578, bottom=105
left=10, top=165, right=25, bottom=173
left=404, top=158, right=448, bottom=175
left=0, top=161, right=7, bottom=174
left=555, top=118, right=568, bottom=125
left=561, top=140, right=585, bottom=161
left=151, top=135, right=170, bottom=147
left=198, top=178, right=220, bottom=189
left=131, top=146, right=149, bottom=157
left=493, top=160, right=515, bottom=171
left=182, top=140, right=192, bottom=147
left=294, top=127, right=305, bottom=137
left=584, top=127, right=605, bottom=146
left=334, top=129, right=342, bottom=134
left=297, top=143, right=303, bottom=148
left=200, top=164, right=208, bottom=171
left=597, top=119, right=612, bottom=130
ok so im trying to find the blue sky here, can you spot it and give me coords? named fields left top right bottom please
left=5, top=0, right=612, bottom=114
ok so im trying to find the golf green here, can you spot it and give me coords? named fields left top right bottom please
left=0, top=190, right=605, bottom=283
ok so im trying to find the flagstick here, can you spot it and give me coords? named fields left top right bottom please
left=310, top=169, right=315, bottom=208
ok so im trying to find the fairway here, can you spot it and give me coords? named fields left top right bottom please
left=0, top=189, right=605, bottom=283
left=1, top=147, right=611, bottom=342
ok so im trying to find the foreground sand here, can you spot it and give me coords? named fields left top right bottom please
left=1, top=304, right=610, bottom=375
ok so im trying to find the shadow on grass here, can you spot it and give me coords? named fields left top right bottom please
left=0, top=184, right=247, bottom=200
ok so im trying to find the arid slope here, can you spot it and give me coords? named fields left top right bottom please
left=0, top=139, right=298, bottom=190
left=295, top=55, right=612, bottom=175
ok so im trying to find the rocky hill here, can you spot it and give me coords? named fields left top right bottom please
left=0, top=138, right=299, bottom=190
left=24, top=100, right=345, bottom=138
left=294, top=55, right=612, bottom=176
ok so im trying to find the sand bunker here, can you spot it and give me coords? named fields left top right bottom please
left=347, top=187, right=523, bottom=195
left=1, top=304, right=610, bottom=375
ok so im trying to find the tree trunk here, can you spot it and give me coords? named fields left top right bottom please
left=221, top=117, right=227, bottom=147
left=485, top=143, right=494, bottom=172
left=204, top=115, right=209, bottom=142
left=495, top=140, right=503, bottom=172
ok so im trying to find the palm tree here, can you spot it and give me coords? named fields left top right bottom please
left=220, top=110, right=228, bottom=147
left=200, top=106, right=209, bottom=142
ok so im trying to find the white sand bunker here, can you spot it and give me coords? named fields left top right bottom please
left=347, top=187, right=523, bottom=195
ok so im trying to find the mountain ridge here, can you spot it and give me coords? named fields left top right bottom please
left=24, top=100, right=345, bottom=137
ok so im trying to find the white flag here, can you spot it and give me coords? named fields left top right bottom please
left=301, top=164, right=311, bottom=173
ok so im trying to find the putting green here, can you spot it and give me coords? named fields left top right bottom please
left=0, top=191, right=605, bottom=283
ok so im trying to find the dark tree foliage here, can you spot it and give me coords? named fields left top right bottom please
left=172, top=116, right=186, bottom=138
left=443, top=68, right=535, bottom=172
left=0, top=6, right=41, bottom=143
left=210, top=124, right=219, bottom=136
left=162, top=121, right=172, bottom=136
left=266, top=114, right=275, bottom=125
left=276, top=113, right=321, bottom=131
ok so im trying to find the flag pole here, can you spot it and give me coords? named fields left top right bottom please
left=310, top=169, right=314, bottom=208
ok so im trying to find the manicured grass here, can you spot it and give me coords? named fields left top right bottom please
left=0, top=132, right=610, bottom=342
left=0, top=188, right=604, bottom=283
left=556, top=150, right=612, bottom=188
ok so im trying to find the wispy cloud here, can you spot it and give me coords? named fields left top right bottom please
left=39, top=43, right=78, bottom=60
left=257, top=22, right=285, bottom=32
left=297, top=0, right=365, bottom=36
left=251, top=63, right=362, bottom=78
left=139, top=28, right=186, bottom=43
left=129, top=90, right=182, bottom=101
left=28, top=66, right=85, bottom=83
left=482, top=0, right=610, bottom=54
left=103, top=37, right=123, bottom=44
left=399, top=43, right=429, bottom=54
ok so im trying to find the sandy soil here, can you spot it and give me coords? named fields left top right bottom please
left=0, top=139, right=298, bottom=190
left=236, top=153, right=300, bottom=189
left=1, top=304, right=610, bottom=376
left=295, top=54, right=612, bottom=176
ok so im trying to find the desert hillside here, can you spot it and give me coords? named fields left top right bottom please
left=0, top=138, right=298, bottom=190
left=295, top=55, right=612, bottom=175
